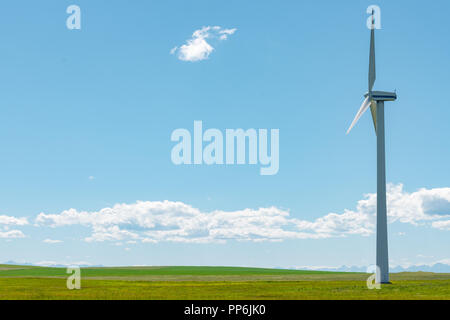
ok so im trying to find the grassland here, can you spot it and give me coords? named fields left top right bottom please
left=0, top=265, right=449, bottom=300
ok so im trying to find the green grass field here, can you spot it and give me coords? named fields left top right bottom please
left=0, top=265, right=449, bottom=300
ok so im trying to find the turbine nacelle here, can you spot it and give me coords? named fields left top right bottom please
left=365, top=91, right=397, bottom=102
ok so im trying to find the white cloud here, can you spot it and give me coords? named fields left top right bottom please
left=0, top=230, right=25, bottom=239
left=416, top=254, right=433, bottom=258
left=438, top=258, right=450, bottom=265
left=431, top=220, right=450, bottom=231
left=0, top=215, right=27, bottom=238
left=329, top=184, right=450, bottom=229
left=32, top=184, right=450, bottom=244
left=85, top=226, right=140, bottom=243
left=385, top=184, right=450, bottom=224
left=43, top=239, right=63, bottom=244
left=171, top=26, right=236, bottom=62
left=0, top=214, right=27, bottom=239
left=218, top=28, right=237, bottom=40
left=0, top=215, right=28, bottom=226
left=35, top=201, right=369, bottom=243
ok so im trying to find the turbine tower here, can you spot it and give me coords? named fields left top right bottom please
left=346, top=11, right=396, bottom=284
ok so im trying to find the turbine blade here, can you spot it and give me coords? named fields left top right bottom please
left=346, top=97, right=371, bottom=134
left=370, top=100, right=377, bottom=134
left=369, top=27, right=376, bottom=92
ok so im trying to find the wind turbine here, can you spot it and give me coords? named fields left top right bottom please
left=346, top=11, right=396, bottom=284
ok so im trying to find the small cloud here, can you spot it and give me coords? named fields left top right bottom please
left=438, top=258, right=450, bottom=265
left=171, top=26, right=237, bottom=62
left=88, top=176, right=95, bottom=180
left=432, top=220, right=450, bottom=231
left=0, top=215, right=28, bottom=226
left=417, top=254, right=433, bottom=258
left=43, top=239, right=63, bottom=244
left=218, top=28, right=237, bottom=40
left=0, top=230, right=25, bottom=239
left=397, top=232, right=406, bottom=236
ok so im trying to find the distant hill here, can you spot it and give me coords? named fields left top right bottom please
left=2, top=260, right=102, bottom=268
left=3, top=260, right=450, bottom=273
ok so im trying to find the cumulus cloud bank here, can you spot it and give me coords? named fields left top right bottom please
left=35, top=201, right=371, bottom=243
left=34, top=184, right=450, bottom=244
left=171, top=26, right=237, bottom=62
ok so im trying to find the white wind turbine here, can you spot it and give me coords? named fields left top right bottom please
left=346, top=11, right=396, bottom=284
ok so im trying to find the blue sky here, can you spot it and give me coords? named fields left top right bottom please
left=0, top=0, right=449, bottom=268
